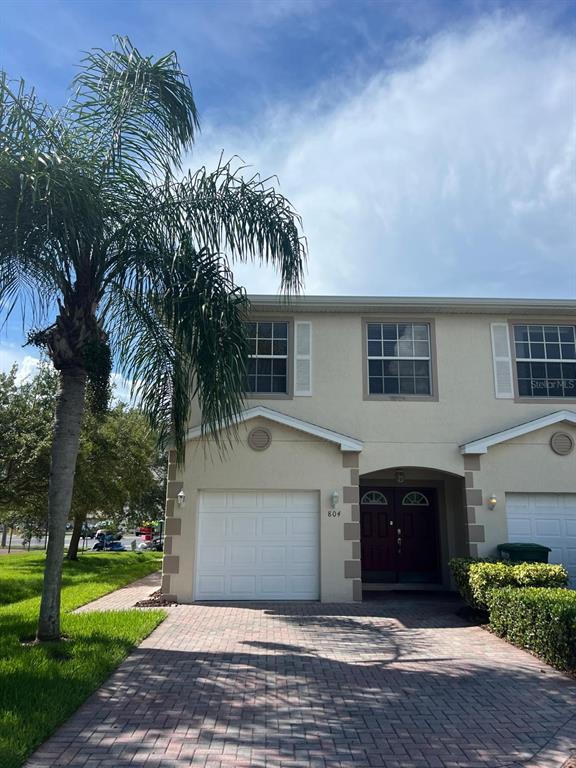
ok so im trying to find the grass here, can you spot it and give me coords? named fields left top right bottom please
left=0, top=552, right=165, bottom=768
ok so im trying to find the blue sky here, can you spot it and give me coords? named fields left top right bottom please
left=1, top=0, right=575, bottom=379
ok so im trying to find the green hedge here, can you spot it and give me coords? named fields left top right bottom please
left=470, top=562, right=568, bottom=610
left=449, top=558, right=568, bottom=610
left=448, top=558, right=489, bottom=607
left=488, top=587, right=576, bottom=671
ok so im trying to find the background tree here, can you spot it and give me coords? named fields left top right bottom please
left=0, top=364, right=56, bottom=544
left=0, top=38, right=305, bottom=640
left=67, top=405, right=165, bottom=560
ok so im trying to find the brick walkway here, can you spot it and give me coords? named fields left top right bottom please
left=27, top=593, right=576, bottom=768
left=74, top=571, right=161, bottom=612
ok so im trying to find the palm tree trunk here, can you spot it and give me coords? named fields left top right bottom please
left=66, top=513, right=85, bottom=561
left=37, top=369, right=87, bottom=641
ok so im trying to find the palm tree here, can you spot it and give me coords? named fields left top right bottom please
left=0, top=38, right=305, bottom=641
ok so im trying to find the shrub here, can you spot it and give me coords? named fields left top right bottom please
left=448, top=557, right=492, bottom=607
left=469, top=562, right=568, bottom=610
left=488, top=587, right=576, bottom=672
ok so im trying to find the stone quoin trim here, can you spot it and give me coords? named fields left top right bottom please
left=461, top=454, right=486, bottom=554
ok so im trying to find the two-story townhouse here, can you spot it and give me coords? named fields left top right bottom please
left=161, top=296, right=576, bottom=603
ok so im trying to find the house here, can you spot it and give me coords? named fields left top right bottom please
left=161, top=295, right=576, bottom=602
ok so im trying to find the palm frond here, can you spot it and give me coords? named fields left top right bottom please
left=106, top=241, right=249, bottom=456
left=180, top=158, right=307, bottom=293
left=71, top=36, right=199, bottom=178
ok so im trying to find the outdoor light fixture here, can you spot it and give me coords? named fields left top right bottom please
left=177, top=490, right=186, bottom=507
left=487, top=493, right=497, bottom=510
left=395, top=469, right=406, bottom=485
left=330, top=490, right=340, bottom=508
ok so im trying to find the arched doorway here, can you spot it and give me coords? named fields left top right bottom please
left=359, top=467, right=467, bottom=588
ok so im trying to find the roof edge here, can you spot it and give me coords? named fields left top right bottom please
left=249, top=295, right=575, bottom=316
left=460, top=410, right=576, bottom=455
left=186, top=406, right=364, bottom=452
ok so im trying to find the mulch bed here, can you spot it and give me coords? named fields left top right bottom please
left=134, top=589, right=178, bottom=608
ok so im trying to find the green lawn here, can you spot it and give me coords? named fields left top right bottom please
left=0, top=553, right=165, bottom=768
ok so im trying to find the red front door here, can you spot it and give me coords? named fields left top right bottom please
left=360, top=487, right=440, bottom=584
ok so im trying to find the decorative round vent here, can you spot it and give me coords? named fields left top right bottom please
left=247, top=427, right=272, bottom=451
left=550, top=431, right=574, bottom=456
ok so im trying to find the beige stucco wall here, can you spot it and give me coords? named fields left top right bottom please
left=472, top=423, right=576, bottom=554
left=164, top=418, right=360, bottom=603
left=167, top=307, right=576, bottom=601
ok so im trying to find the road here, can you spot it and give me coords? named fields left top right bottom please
left=1, top=532, right=142, bottom=552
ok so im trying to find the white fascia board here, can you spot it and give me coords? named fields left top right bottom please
left=460, top=410, right=576, bottom=455
left=187, top=405, right=363, bottom=453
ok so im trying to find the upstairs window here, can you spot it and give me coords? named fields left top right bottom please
left=366, top=322, right=432, bottom=396
left=246, top=321, right=289, bottom=394
left=514, top=324, right=576, bottom=399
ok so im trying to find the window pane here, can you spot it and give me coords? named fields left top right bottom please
left=368, top=359, right=383, bottom=377
left=518, top=378, right=531, bottom=396
left=414, top=360, right=430, bottom=377
left=398, top=360, right=415, bottom=377
left=413, top=341, right=429, bottom=357
left=397, top=339, right=414, bottom=357
left=272, top=358, right=287, bottom=376
left=413, top=324, right=429, bottom=340
left=384, top=360, right=399, bottom=376
left=367, top=323, right=382, bottom=340
left=247, top=338, right=257, bottom=355
left=257, top=358, right=272, bottom=375
left=514, top=325, right=529, bottom=342
left=398, top=324, right=412, bottom=339
left=258, top=322, right=273, bottom=338
left=545, top=343, right=560, bottom=359
left=368, top=340, right=382, bottom=357
left=272, top=339, right=287, bottom=355
left=369, top=377, right=384, bottom=394
left=246, top=322, right=257, bottom=337
left=559, top=326, right=575, bottom=342
left=529, top=326, right=544, bottom=341
left=515, top=342, right=529, bottom=358
left=516, top=361, right=531, bottom=378
left=257, top=338, right=272, bottom=355
left=383, top=377, right=399, bottom=394
left=383, top=341, right=397, bottom=356
left=399, top=377, right=415, bottom=395
left=530, top=343, right=545, bottom=359
left=544, top=326, right=560, bottom=342
left=273, top=322, right=288, bottom=339
left=415, top=378, right=431, bottom=395
left=561, top=343, right=576, bottom=360
left=272, top=376, right=287, bottom=393
left=247, top=358, right=257, bottom=375
left=247, top=375, right=256, bottom=392
left=382, top=324, right=397, bottom=340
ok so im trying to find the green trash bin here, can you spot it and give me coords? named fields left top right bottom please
left=497, top=542, right=551, bottom=563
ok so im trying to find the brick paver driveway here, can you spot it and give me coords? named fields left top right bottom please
left=27, top=594, right=575, bottom=768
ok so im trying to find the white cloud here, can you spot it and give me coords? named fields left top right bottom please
left=191, top=15, right=576, bottom=298
left=0, top=345, right=41, bottom=380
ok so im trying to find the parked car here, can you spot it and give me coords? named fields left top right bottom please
left=92, top=532, right=125, bottom=551
left=137, top=537, right=163, bottom=552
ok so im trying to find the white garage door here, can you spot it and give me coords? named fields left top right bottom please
left=195, top=491, right=320, bottom=600
left=506, top=493, right=576, bottom=587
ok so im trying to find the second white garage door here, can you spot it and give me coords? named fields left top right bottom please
left=506, top=493, right=576, bottom=587
left=195, top=491, right=320, bottom=600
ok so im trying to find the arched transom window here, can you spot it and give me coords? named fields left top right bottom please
left=360, top=490, right=388, bottom=505
left=402, top=491, right=429, bottom=506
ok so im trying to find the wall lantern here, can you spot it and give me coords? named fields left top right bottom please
left=177, top=490, right=186, bottom=507
left=395, top=469, right=406, bottom=485
left=487, top=493, right=497, bottom=511
left=330, top=490, right=340, bottom=508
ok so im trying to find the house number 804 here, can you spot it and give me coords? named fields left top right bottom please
left=327, top=509, right=341, bottom=517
